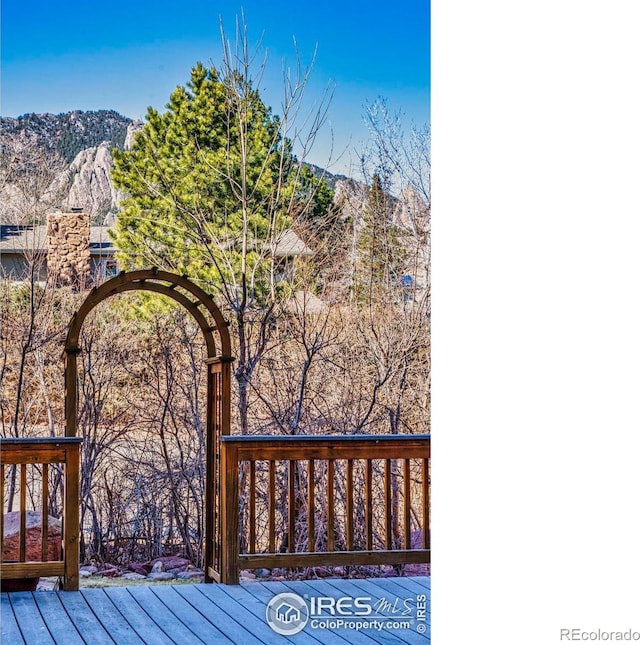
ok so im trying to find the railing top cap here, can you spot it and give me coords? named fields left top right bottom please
left=219, top=434, right=430, bottom=443
left=0, top=437, right=84, bottom=445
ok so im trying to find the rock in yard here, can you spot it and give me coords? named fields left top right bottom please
left=36, top=578, right=59, bottom=591
left=147, top=572, right=175, bottom=581
left=255, top=568, right=271, bottom=578
left=2, top=511, right=62, bottom=562
left=176, top=571, right=204, bottom=580
left=80, top=565, right=98, bottom=575
left=121, top=572, right=146, bottom=580
left=150, top=561, right=164, bottom=573
left=150, top=556, right=190, bottom=571
left=128, top=563, right=149, bottom=576
left=99, top=568, right=121, bottom=578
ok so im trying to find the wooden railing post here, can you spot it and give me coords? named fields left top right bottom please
left=220, top=439, right=239, bottom=584
left=63, top=441, right=81, bottom=590
left=205, top=361, right=216, bottom=583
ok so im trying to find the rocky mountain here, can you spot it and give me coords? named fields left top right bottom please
left=56, top=143, right=123, bottom=222
left=0, top=110, right=131, bottom=164
left=0, top=111, right=352, bottom=225
left=1, top=112, right=139, bottom=224
left=304, top=163, right=348, bottom=191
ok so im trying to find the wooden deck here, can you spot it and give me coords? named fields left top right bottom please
left=1, top=576, right=429, bottom=644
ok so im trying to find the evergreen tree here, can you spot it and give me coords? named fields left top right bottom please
left=355, top=174, right=406, bottom=304
left=111, top=62, right=328, bottom=303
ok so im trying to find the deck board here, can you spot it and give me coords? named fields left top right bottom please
left=376, top=576, right=430, bottom=598
left=0, top=593, right=26, bottom=645
left=172, top=583, right=260, bottom=644
left=7, top=592, right=56, bottom=644
left=1, top=576, right=430, bottom=644
left=123, top=585, right=208, bottom=644
left=194, top=583, right=286, bottom=644
left=33, top=592, right=85, bottom=645
left=148, top=584, right=235, bottom=644
left=80, top=588, right=146, bottom=645
left=56, top=591, right=116, bottom=645
left=102, top=586, right=180, bottom=645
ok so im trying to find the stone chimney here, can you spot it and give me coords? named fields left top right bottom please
left=47, top=210, right=91, bottom=289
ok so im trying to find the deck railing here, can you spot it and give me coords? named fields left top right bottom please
left=217, top=434, right=430, bottom=584
left=0, top=437, right=82, bottom=590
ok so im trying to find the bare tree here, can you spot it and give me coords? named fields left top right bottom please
left=360, top=98, right=431, bottom=311
left=0, top=132, right=70, bottom=225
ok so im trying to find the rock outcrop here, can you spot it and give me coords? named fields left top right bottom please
left=61, top=143, right=123, bottom=222
left=0, top=110, right=131, bottom=224
left=333, top=178, right=369, bottom=231
left=124, top=120, right=144, bottom=151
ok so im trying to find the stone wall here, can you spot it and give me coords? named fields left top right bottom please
left=47, top=211, right=91, bottom=288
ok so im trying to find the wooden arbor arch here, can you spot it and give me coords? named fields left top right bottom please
left=63, top=269, right=234, bottom=582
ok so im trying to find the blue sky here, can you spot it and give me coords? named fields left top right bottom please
left=0, top=0, right=430, bottom=175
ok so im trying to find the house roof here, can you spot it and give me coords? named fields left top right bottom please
left=0, top=225, right=47, bottom=253
left=0, top=224, right=311, bottom=258
left=0, top=225, right=116, bottom=255
left=88, top=227, right=116, bottom=254
left=285, top=290, right=327, bottom=314
left=273, top=229, right=313, bottom=257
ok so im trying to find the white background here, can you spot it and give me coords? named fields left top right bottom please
left=433, top=1, right=640, bottom=643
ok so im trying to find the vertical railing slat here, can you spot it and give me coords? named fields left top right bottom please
left=19, top=464, right=27, bottom=562
left=42, top=464, right=49, bottom=562
left=384, top=459, right=392, bottom=550
left=365, top=460, right=373, bottom=550
left=268, top=460, right=276, bottom=553
left=288, top=461, right=295, bottom=553
left=308, top=459, right=315, bottom=552
left=423, top=457, right=430, bottom=550
left=403, top=458, right=411, bottom=550
left=249, top=461, right=256, bottom=554
left=346, top=460, right=353, bottom=551
left=327, top=460, right=335, bottom=552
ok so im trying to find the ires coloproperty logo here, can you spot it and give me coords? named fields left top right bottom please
left=265, top=591, right=428, bottom=636
left=265, top=593, right=310, bottom=636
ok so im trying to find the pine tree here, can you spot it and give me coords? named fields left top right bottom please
left=111, top=62, right=326, bottom=303
left=355, top=174, right=406, bottom=304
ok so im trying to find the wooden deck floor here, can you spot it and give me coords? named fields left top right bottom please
left=1, top=576, right=429, bottom=644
